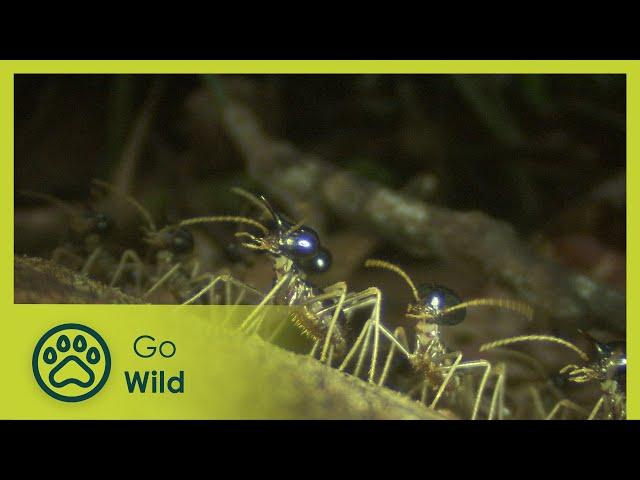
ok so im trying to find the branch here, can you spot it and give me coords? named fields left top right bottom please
left=214, top=99, right=625, bottom=334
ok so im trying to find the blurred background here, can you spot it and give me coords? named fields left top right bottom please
left=14, top=74, right=626, bottom=417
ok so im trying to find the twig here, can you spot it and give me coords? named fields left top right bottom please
left=110, top=79, right=164, bottom=196
left=212, top=97, right=625, bottom=334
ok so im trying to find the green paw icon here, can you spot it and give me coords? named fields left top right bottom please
left=33, top=324, right=111, bottom=402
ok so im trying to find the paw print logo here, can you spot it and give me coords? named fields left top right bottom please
left=32, top=324, right=111, bottom=402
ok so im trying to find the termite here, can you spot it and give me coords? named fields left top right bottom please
left=363, top=259, right=533, bottom=419
left=20, top=190, right=117, bottom=280
left=480, top=330, right=626, bottom=419
left=181, top=190, right=385, bottom=378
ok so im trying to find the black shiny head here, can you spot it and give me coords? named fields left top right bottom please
left=224, top=241, right=249, bottom=263
left=169, top=227, right=194, bottom=254
left=611, top=355, right=627, bottom=381
left=580, top=331, right=627, bottom=384
left=93, top=212, right=113, bottom=234
left=600, top=340, right=626, bottom=382
left=83, top=211, right=113, bottom=236
left=416, top=284, right=466, bottom=325
left=146, top=226, right=194, bottom=255
left=258, top=198, right=320, bottom=260
left=259, top=195, right=285, bottom=227
left=232, top=194, right=327, bottom=265
left=282, top=226, right=320, bottom=258
left=300, top=247, right=332, bottom=274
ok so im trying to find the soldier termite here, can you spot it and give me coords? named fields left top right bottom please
left=20, top=189, right=117, bottom=280
left=91, top=180, right=254, bottom=304
left=363, top=259, right=533, bottom=420
left=480, top=331, right=626, bottom=419
left=181, top=190, right=385, bottom=379
left=475, top=346, right=587, bottom=419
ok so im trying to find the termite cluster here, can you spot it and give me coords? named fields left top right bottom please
left=26, top=182, right=626, bottom=420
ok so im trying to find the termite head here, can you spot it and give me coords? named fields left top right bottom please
left=144, top=225, right=194, bottom=256
left=70, top=210, right=114, bottom=241
left=298, top=246, right=332, bottom=274
left=407, top=284, right=467, bottom=325
left=364, top=259, right=533, bottom=327
left=90, top=179, right=195, bottom=258
left=227, top=194, right=321, bottom=264
left=601, top=341, right=627, bottom=383
left=179, top=189, right=329, bottom=272
left=481, top=330, right=623, bottom=389
left=90, top=212, right=114, bottom=235
left=578, top=331, right=626, bottom=384
left=256, top=196, right=321, bottom=260
left=20, top=189, right=114, bottom=241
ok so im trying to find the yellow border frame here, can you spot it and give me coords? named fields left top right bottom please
left=1, top=60, right=636, bottom=419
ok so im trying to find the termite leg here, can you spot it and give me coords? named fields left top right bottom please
left=302, top=282, right=348, bottom=363
left=326, top=345, right=335, bottom=367
left=488, top=362, right=507, bottom=420
left=431, top=353, right=493, bottom=420
left=266, top=316, right=289, bottom=342
left=240, top=272, right=292, bottom=333
left=378, top=326, right=411, bottom=387
left=354, top=320, right=373, bottom=379
left=430, top=353, right=462, bottom=410
left=52, top=246, right=83, bottom=269
left=144, top=262, right=182, bottom=299
left=528, top=385, right=548, bottom=419
left=309, top=340, right=320, bottom=358
left=587, top=395, right=606, bottom=420
left=80, top=246, right=103, bottom=276
left=110, top=249, right=145, bottom=291
left=189, top=259, right=200, bottom=279
left=185, top=273, right=263, bottom=306
left=225, top=287, right=248, bottom=326
left=546, top=399, right=589, bottom=420
left=225, top=278, right=232, bottom=305
left=339, top=287, right=384, bottom=383
left=338, top=319, right=371, bottom=373
left=420, top=380, right=430, bottom=404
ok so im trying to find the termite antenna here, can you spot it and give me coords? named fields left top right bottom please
left=284, top=220, right=307, bottom=236
left=257, top=195, right=284, bottom=227
left=364, top=259, right=420, bottom=302
left=577, top=329, right=612, bottom=357
left=92, top=179, right=156, bottom=232
left=440, top=298, right=534, bottom=321
left=487, top=347, right=550, bottom=380
left=480, top=335, right=590, bottom=362
left=180, top=216, right=269, bottom=234
left=230, top=187, right=272, bottom=218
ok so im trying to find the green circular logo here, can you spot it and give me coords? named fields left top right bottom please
left=32, top=323, right=111, bottom=402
